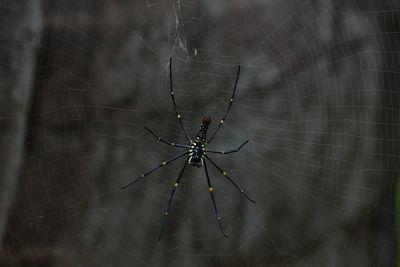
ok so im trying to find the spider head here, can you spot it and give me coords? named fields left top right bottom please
left=188, top=141, right=206, bottom=167
left=188, top=154, right=203, bottom=168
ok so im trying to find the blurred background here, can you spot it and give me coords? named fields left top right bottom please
left=0, top=0, right=399, bottom=266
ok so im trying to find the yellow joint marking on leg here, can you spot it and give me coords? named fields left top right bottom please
left=174, top=183, right=179, bottom=187
left=171, top=91, right=175, bottom=95
left=217, top=216, right=221, bottom=220
left=209, top=187, right=213, bottom=192
left=164, top=211, right=168, bottom=215
left=223, top=171, right=228, bottom=176
left=176, top=114, right=181, bottom=119
left=171, top=142, right=175, bottom=146
left=230, top=98, right=234, bottom=102
left=221, top=151, right=225, bottom=154
left=141, top=174, right=145, bottom=178
left=220, top=120, right=224, bottom=124
left=240, top=189, right=244, bottom=193
left=162, top=162, right=167, bottom=166
left=158, top=137, right=161, bottom=140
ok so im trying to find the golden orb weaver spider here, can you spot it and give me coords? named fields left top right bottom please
left=122, top=58, right=255, bottom=240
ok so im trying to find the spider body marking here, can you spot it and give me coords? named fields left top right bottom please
left=122, top=58, right=255, bottom=240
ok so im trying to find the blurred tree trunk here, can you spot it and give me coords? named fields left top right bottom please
left=0, top=0, right=42, bottom=247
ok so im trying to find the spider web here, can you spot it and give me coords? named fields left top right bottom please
left=0, top=0, right=398, bottom=266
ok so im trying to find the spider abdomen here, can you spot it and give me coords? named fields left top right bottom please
left=196, top=116, right=211, bottom=142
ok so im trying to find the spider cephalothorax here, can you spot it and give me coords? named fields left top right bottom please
left=122, top=58, right=255, bottom=240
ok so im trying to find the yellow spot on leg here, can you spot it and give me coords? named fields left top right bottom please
left=177, top=114, right=181, bottom=119
left=223, top=171, right=228, bottom=176
left=209, top=187, right=213, bottom=192
left=217, top=216, right=221, bottom=220
left=230, top=98, right=234, bottom=102
left=171, top=91, right=175, bottom=95
left=220, top=120, right=224, bottom=124
left=164, top=211, right=168, bottom=216
left=162, top=162, right=167, bottom=166
left=171, top=143, right=175, bottom=146
left=221, top=151, right=225, bottom=154
left=174, top=183, right=179, bottom=187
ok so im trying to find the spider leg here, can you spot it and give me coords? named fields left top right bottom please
left=144, top=127, right=190, bottom=149
left=169, top=58, right=191, bottom=142
left=205, top=155, right=255, bottom=203
left=121, top=151, right=189, bottom=190
left=206, top=139, right=249, bottom=155
left=158, top=158, right=188, bottom=241
left=207, top=65, right=241, bottom=144
left=203, top=160, right=228, bottom=238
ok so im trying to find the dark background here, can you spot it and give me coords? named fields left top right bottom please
left=0, top=0, right=399, bottom=266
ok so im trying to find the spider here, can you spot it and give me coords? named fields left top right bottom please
left=122, top=58, right=255, bottom=240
